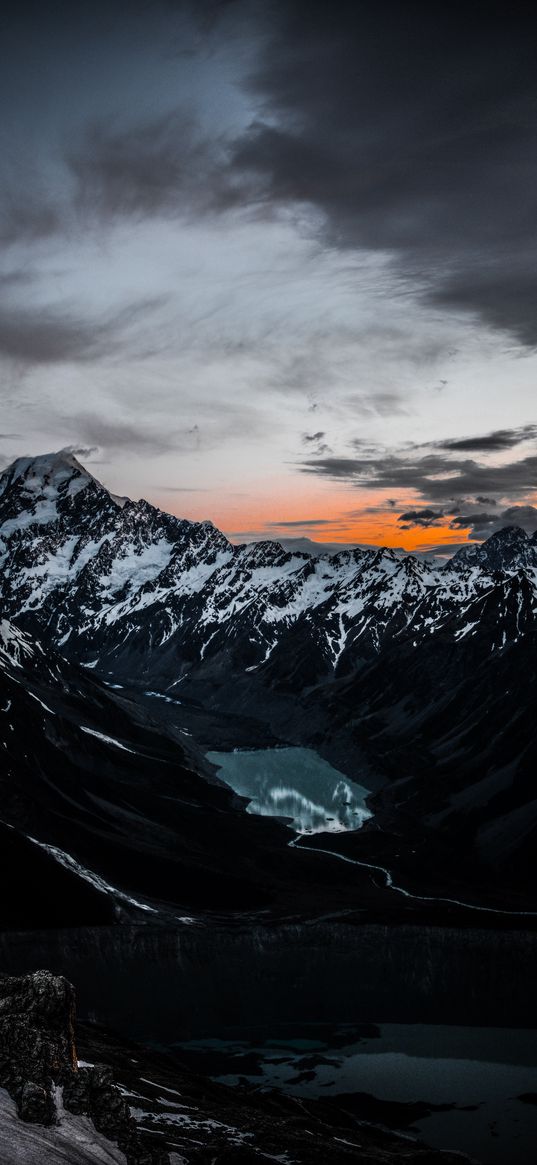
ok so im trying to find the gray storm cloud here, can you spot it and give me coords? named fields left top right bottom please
left=0, top=1, right=536, bottom=540
left=226, top=1, right=537, bottom=346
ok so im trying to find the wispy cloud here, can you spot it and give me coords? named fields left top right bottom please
left=302, top=450, right=537, bottom=501
left=0, top=187, right=61, bottom=247
left=67, top=416, right=200, bottom=457
left=397, top=508, right=446, bottom=529
left=448, top=505, right=537, bottom=538
left=0, top=295, right=167, bottom=366
left=436, top=426, right=537, bottom=453
left=155, top=484, right=211, bottom=492
left=266, top=517, right=336, bottom=528
left=68, top=112, right=234, bottom=224
left=299, top=422, right=537, bottom=510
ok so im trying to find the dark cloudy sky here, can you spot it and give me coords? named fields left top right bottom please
left=1, top=0, right=536, bottom=551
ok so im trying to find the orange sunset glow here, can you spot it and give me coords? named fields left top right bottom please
left=154, top=479, right=478, bottom=554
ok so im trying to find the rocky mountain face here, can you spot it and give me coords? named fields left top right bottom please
left=0, top=970, right=473, bottom=1164
left=1, top=449, right=537, bottom=904
left=297, top=614, right=537, bottom=904
left=1, top=451, right=536, bottom=686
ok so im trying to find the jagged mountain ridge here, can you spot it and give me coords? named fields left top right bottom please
left=1, top=449, right=536, bottom=687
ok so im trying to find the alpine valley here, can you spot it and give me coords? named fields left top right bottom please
left=1, top=449, right=537, bottom=1165
left=1, top=449, right=536, bottom=912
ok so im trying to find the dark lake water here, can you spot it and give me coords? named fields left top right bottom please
left=206, top=746, right=372, bottom=833
left=172, top=1022, right=537, bottom=1165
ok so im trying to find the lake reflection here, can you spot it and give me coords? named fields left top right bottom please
left=174, top=1023, right=537, bottom=1165
left=206, top=747, right=372, bottom=834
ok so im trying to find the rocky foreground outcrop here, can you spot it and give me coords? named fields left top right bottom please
left=0, top=970, right=474, bottom=1164
left=0, top=971, right=167, bottom=1164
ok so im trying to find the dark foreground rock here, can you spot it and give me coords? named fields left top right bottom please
left=0, top=971, right=166, bottom=1163
left=0, top=969, right=477, bottom=1164
left=0, top=969, right=77, bottom=1124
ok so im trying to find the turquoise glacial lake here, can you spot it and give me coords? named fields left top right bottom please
left=206, top=746, right=372, bottom=834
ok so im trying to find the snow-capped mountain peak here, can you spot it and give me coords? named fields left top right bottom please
left=451, top=524, right=535, bottom=573
left=0, top=448, right=125, bottom=509
left=1, top=450, right=536, bottom=685
left=3, top=448, right=92, bottom=492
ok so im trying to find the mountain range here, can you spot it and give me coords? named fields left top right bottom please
left=1, top=448, right=536, bottom=914
left=1, top=449, right=535, bottom=680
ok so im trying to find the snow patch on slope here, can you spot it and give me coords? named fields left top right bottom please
left=0, top=1087, right=128, bottom=1164
left=0, top=620, right=35, bottom=668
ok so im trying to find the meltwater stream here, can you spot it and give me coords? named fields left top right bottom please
left=209, top=746, right=537, bottom=920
